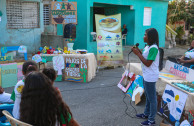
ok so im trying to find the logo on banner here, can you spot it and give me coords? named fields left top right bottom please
left=115, top=34, right=121, bottom=40
left=116, top=42, right=121, bottom=46
left=106, top=35, right=112, bottom=41
left=98, top=35, right=102, bottom=40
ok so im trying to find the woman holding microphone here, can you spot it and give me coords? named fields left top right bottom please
left=132, top=28, right=159, bottom=126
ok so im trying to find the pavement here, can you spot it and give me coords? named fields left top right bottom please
left=4, top=44, right=188, bottom=126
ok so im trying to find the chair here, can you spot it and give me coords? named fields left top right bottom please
left=122, top=34, right=127, bottom=46
left=2, top=110, right=32, bottom=126
left=0, top=104, right=14, bottom=126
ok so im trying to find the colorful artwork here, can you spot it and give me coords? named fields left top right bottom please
left=64, top=57, right=88, bottom=82
left=1, top=63, right=18, bottom=88
left=172, top=82, right=194, bottom=93
left=117, top=72, right=136, bottom=92
left=159, top=72, right=183, bottom=80
left=32, top=54, right=42, bottom=63
left=0, top=56, right=12, bottom=61
left=18, top=46, right=27, bottom=53
left=126, top=75, right=144, bottom=97
left=96, top=14, right=123, bottom=66
left=51, top=2, right=77, bottom=24
left=1, top=46, right=27, bottom=60
left=158, top=84, right=188, bottom=125
left=17, top=62, right=24, bottom=81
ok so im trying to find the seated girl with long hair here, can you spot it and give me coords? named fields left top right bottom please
left=20, top=72, right=79, bottom=126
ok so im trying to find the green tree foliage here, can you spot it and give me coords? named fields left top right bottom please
left=167, top=0, right=194, bottom=27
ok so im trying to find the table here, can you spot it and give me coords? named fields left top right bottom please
left=128, top=62, right=194, bottom=111
left=40, top=53, right=97, bottom=82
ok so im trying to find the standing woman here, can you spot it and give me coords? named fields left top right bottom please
left=132, top=28, right=159, bottom=126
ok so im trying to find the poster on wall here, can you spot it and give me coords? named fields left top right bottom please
left=95, top=14, right=123, bottom=66
left=51, top=2, right=77, bottom=24
left=1, top=63, right=18, bottom=88
left=64, top=57, right=88, bottom=82
left=158, top=84, right=188, bottom=125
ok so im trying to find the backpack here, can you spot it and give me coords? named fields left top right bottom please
left=159, top=48, right=164, bottom=71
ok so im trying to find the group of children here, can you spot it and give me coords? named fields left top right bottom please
left=9, top=61, right=79, bottom=126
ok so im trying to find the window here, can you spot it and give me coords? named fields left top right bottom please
left=6, top=0, right=40, bottom=29
left=43, top=4, right=50, bottom=25
left=143, top=7, right=152, bottom=26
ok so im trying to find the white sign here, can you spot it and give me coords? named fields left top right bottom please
left=53, top=56, right=64, bottom=75
left=32, top=54, right=42, bottom=63
left=162, top=84, right=188, bottom=122
left=18, top=45, right=27, bottom=53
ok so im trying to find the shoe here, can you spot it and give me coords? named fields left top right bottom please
left=136, top=113, right=148, bottom=119
left=140, top=120, right=155, bottom=126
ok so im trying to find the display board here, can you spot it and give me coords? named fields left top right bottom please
left=64, top=57, right=88, bottom=82
left=51, top=2, right=77, bottom=24
left=158, top=84, right=188, bottom=125
left=95, top=14, right=123, bottom=66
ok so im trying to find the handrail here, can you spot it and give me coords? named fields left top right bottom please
left=166, top=25, right=177, bottom=36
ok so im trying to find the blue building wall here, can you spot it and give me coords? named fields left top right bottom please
left=0, top=0, right=44, bottom=53
left=87, top=0, right=169, bottom=53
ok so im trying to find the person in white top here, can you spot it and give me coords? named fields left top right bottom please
left=132, top=28, right=159, bottom=126
left=178, top=40, right=194, bottom=68
left=0, top=86, right=13, bottom=103
left=11, top=61, right=38, bottom=119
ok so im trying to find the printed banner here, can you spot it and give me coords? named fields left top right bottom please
left=64, top=57, right=88, bottom=82
left=158, top=84, right=188, bottom=125
left=51, top=2, right=77, bottom=24
left=165, top=60, right=194, bottom=81
left=95, top=14, right=123, bottom=66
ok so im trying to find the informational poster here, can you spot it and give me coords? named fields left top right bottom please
left=64, top=57, right=88, bottom=82
left=51, top=2, right=77, bottom=24
left=158, top=84, right=188, bottom=125
left=95, top=14, right=123, bottom=66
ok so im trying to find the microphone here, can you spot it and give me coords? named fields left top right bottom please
left=128, top=43, right=139, bottom=63
left=128, top=43, right=139, bottom=55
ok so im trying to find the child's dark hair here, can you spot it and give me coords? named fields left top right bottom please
left=22, top=61, right=38, bottom=75
left=42, top=67, right=57, bottom=82
left=146, top=28, right=159, bottom=47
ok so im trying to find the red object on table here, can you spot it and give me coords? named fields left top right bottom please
left=37, top=51, right=40, bottom=54
left=47, top=49, right=51, bottom=54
